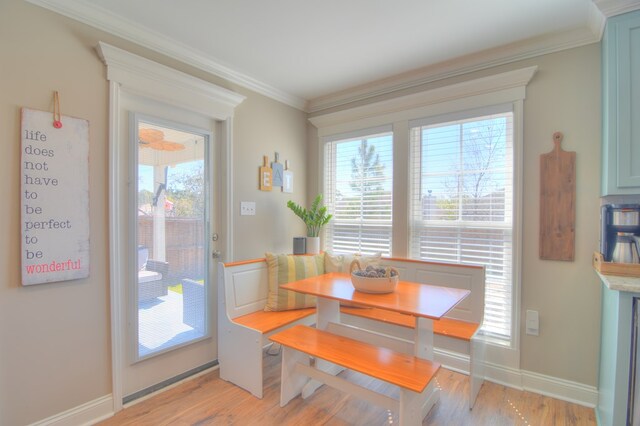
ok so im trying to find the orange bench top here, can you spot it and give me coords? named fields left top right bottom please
left=340, top=306, right=480, bottom=341
left=232, top=308, right=316, bottom=334
left=270, top=325, right=440, bottom=393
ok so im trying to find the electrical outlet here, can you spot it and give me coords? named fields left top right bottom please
left=526, top=310, right=539, bottom=336
left=240, top=201, right=256, bottom=216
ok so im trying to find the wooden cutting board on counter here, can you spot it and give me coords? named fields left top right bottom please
left=539, top=132, right=576, bottom=261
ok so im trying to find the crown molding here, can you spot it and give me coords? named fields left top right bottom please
left=308, top=26, right=599, bottom=113
left=96, top=42, right=245, bottom=119
left=25, top=0, right=308, bottom=111
left=593, top=0, right=640, bottom=17
left=309, top=66, right=537, bottom=133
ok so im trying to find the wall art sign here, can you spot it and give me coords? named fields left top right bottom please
left=21, top=108, right=90, bottom=285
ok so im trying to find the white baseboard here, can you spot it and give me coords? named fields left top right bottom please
left=434, top=347, right=471, bottom=375
left=434, top=349, right=597, bottom=408
left=520, top=369, right=598, bottom=408
left=29, top=395, right=114, bottom=426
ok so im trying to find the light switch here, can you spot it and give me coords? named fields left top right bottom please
left=526, top=309, right=539, bottom=336
left=240, top=201, right=256, bottom=216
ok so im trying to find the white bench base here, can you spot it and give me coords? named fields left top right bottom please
left=280, top=345, right=439, bottom=426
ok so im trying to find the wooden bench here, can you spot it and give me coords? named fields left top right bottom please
left=217, top=259, right=316, bottom=398
left=339, top=257, right=486, bottom=409
left=271, top=325, right=440, bottom=426
left=340, top=307, right=480, bottom=340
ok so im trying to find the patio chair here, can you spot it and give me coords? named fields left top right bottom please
left=181, top=278, right=205, bottom=331
left=138, top=259, right=170, bottom=302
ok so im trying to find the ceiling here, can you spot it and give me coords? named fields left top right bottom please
left=27, top=0, right=639, bottom=111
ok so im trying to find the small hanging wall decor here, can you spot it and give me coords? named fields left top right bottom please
left=282, top=160, right=293, bottom=193
left=20, top=91, right=90, bottom=285
left=259, top=155, right=273, bottom=191
left=271, top=152, right=284, bottom=187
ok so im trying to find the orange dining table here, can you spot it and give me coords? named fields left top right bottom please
left=280, top=272, right=470, bottom=411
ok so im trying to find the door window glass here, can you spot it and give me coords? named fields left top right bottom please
left=135, top=118, right=209, bottom=359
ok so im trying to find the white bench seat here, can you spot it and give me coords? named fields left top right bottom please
left=218, top=259, right=316, bottom=398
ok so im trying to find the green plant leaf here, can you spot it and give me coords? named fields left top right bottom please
left=286, top=194, right=332, bottom=237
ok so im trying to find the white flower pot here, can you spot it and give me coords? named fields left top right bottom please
left=306, top=237, right=320, bottom=254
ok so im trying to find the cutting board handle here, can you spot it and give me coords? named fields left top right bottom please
left=553, top=131, right=563, bottom=151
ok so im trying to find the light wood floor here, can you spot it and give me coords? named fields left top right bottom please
left=99, top=349, right=596, bottom=425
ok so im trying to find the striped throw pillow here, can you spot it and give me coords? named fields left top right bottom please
left=264, top=253, right=325, bottom=311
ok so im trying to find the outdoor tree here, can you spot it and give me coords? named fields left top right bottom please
left=438, top=118, right=506, bottom=220
left=166, top=163, right=205, bottom=217
left=138, top=189, right=154, bottom=210
left=342, top=140, right=391, bottom=221
left=350, top=140, right=385, bottom=194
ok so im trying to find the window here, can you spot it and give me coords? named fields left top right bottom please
left=409, top=109, right=515, bottom=342
left=312, top=67, right=534, bottom=354
left=323, top=128, right=393, bottom=255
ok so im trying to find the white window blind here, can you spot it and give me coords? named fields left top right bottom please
left=409, top=111, right=514, bottom=341
left=324, top=130, right=393, bottom=255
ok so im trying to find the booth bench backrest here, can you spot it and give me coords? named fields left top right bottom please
left=220, top=259, right=269, bottom=320
left=380, top=258, right=485, bottom=324
left=220, top=257, right=485, bottom=324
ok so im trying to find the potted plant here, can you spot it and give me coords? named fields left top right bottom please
left=287, top=194, right=332, bottom=254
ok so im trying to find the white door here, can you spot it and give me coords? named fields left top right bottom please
left=100, top=42, right=244, bottom=410
left=122, top=111, right=219, bottom=402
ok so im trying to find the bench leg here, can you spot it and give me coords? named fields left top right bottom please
left=219, top=325, right=264, bottom=399
left=469, top=333, right=485, bottom=409
left=280, top=346, right=311, bottom=407
left=399, top=380, right=438, bottom=426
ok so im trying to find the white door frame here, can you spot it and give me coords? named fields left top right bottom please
left=97, top=42, right=244, bottom=411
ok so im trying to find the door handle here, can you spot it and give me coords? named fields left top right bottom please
left=212, top=250, right=221, bottom=259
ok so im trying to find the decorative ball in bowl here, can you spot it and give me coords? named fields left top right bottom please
left=350, top=260, right=399, bottom=294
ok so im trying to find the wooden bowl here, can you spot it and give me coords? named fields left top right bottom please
left=350, top=274, right=399, bottom=294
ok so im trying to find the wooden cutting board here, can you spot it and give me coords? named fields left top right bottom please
left=259, top=155, right=272, bottom=191
left=539, top=132, right=576, bottom=261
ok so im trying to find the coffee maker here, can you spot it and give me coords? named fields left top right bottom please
left=601, top=204, right=640, bottom=262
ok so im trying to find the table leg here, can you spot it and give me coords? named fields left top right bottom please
left=316, top=297, right=340, bottom=330
left=414, top=316, right=434, bottom=359
left=301, top=297, right=343, bottom=399
left=414, top=316, right=439, bottom=418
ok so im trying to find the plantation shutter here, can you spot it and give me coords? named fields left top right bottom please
left=409, top=108, right=515, bottom=341
left=323, top=127, right=393, bottom=255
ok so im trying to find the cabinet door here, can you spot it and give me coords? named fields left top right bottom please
left=617, top=15, right=640, bottom=189
left=602, top=11, right=640, bottom=195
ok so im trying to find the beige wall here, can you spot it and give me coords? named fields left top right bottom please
left=0, top=3, right=111, bottom=425
left=232, top=93, right=309, bottom=260
left=308, top=44, right=603, bottom=386
left=518, top=45, right=601, bottom=385
left=0, top=1, right=307, bottom=424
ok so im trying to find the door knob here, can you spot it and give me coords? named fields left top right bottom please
left=212, top=250, right=221, bottom=259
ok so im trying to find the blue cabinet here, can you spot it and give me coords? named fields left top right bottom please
left=602, top=10, right=640, bottom=195
left=597, top=283, right=634, bottom=425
